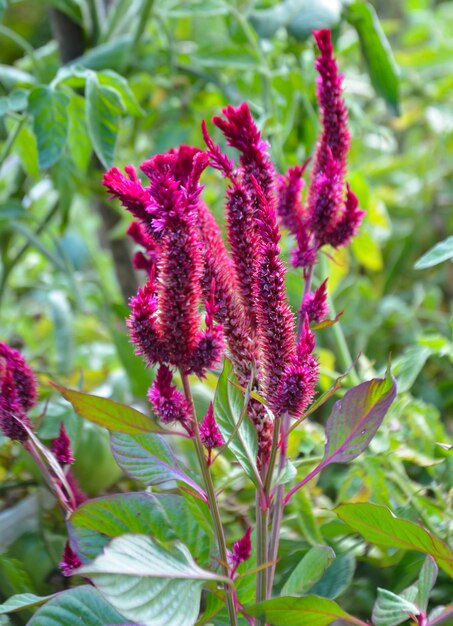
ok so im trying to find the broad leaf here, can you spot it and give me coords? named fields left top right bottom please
left=77, top=534, right=223, bottom=626
left=110, top=432, right=206, bottom=498
left=70, top=492, right=211, bottom=564
left=281, top=546, right=335, bottom=597
left=67, top=93, right=92, bottom=172
left=322, top=372, right=397, bottom=464
left=98, top=71, right=144, bottom=116
left=336, top=503, right=453, bottom=577
left=417, top=556, right=438, bottom=613
left=52, top=382, right=164, bottom=434
left=27, top=585, right=126, bottom=625
left=372, top=589, right=419, bottom=626
left=85, top=74, right=122, bottom=168
left=246, top=595, right=361, bottom=626
left=28, top=86, right=69, bottom=168
left=414, top=236, right=453, bottom=269
left=0, top=592, right=56, bottom=615
left=213, top=359, right=260, bottom=487
left=345, top=1, right=400, bottom=114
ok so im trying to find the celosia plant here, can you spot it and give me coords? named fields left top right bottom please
left=1, top=29, right=452, bottom=626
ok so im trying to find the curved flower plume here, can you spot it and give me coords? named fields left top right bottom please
left=52, top=423, right=75, bottom=465
left=107, top=147, right=224, bottom=378
left=300, top=279, right=329, bottom=324
left=127, top=221, right=161, bottom=275
left=148, top=365, right=192, bottom=431
left=0, top=342, right=36, bottom=442
left=199, top=402, right=223, bottom=463
left=103, top=165, right=151, bottom=223
left=276, top=162, right=309, bottom=236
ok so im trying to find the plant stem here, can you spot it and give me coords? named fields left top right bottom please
left=180, top=370, right=238, bottom=626
left=255, top=492, right=268, bottom=616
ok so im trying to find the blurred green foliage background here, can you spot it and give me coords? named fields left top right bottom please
left=0, top=0, right=452, bottom=622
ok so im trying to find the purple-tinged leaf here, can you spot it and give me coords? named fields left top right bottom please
left=285, top=372, right=396, bottom=505
left=110, top=432, right=206, bottom=500
left=323, top=372, right=397, bottom=464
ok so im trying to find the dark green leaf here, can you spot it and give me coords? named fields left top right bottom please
left=98, top=71, right=144, bottom=116
left=0, top=200, right=27, bottom=221
left=27, top=586, right=127, bottom=625
left=28, top=86, right=69, bottom=168
left=345, top=1, right=400, bottom=114
left=67, top=93, right=92, bottom=172
left=0, top=593, right=56, bottom=615
left=309, top=552, right=355, bottom=599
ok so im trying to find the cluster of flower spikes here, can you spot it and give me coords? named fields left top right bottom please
left=0, top=341, right=36, bottom=442
left=276, top=29, right=365, bottom=320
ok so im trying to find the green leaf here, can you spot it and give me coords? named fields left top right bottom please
left=336, top=503, right=453, bottom=577
left=246, top=595, right=361, bottom=625
left=281, top=546, right=336, bottom=597
left=67, top=93, right=92, bottom=172
left=52, top=383, right=164, bottom=434
left=417, top=556, right=438, bottom=614
left=110, top=432, right=206, bottom=498
left=392, top=345, right=431, bottom=393
left=294, top=489, right=324, bottom=546
left=28, top=86, right=69, bottom=168
left=70, top=492, right=211, bottom=565
left=309, top=552, right=356, bottom=600
left=98, top=70, right=144, bottom=116
left=13, top=123, right=39, bottom=178
left=372, top=588, right=419, bottom=626
left=345, top=1, right=400, bottom=115
left=414, top=236, right=453, bottom=269
left=0, top=593, right=56, bottom=615
left=0, top=200, right=27, bottom=221
left=27, top=585, right=127, bottom=625
left=77, top=534, right=223, bottom=626
left=85, top=74, right=122, bottom=169
left=213, top=359, right=260, bottom=487
left=0, top=65, right=36, bottom=88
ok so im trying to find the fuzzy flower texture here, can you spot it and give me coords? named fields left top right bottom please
left=103, top=30, right=364, bottom=466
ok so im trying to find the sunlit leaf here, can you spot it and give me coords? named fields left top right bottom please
left=281, top=546, right=335, bottom=597
left=247, top=595, right=362, bottom=626
left=414, top=236, right=453, bottom=269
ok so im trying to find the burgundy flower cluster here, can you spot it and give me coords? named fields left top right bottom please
left=103, top=29, right=363, bottom=467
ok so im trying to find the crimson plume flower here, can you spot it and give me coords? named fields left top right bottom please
left=229, top=527, right=252, bottom=577
left=0, top=342, right=36, bottom=442
left=59, top=541, right=82, bottom=577
left=52, top=423, right=74, bottom=465
left=276, top=162, right=309, bottom=236
left=199, top=402, right=223, bottom=460
left=148, top=365, right=192, bottom=430
left=127, top=221, right=161, bottom=275
left=300, top=279, right=329, bottom=324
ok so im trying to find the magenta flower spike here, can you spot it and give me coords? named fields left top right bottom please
left=212, top=102, right=275, bottom=202
left=0, top=342, right=36, bottom=442
left=59, top=541, right=82, bottom=577
left=229, top=527, right=252, bottom=576
left=126, top=221, right=161, bottom=275
left=300, top=279, right=329, bottom=324
left=148, top=365, right=192, bottom=429
left=102, top=164, right=151, bottom=222
left=199, top=402, right=223, bottom=460
left=327, top=184, right=365, bottom=248
left=276, top=162, right=309, bottom=236
left=52, top=423, right=75, bottom=465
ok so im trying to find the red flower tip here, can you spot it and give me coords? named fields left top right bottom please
left=59, top=541, right=82, bottom=577
left=127, top=221, right=161, bottom=275
left=199, top=402, right=223, bottom=452
left=201, top=120, right=235, bottom=178
left=52, top=423, right=74, bottom=465
left=0, top=342, right=36, bottom=442
left=276, top=161, right=310, bottom=236
left=327, top=185, right=365, bottom=248
left=300, top=279, right=329, bottom=323
left=230, top=527, right=252, bottom=570
left=148, top=365, right=192, bottom=428
left=102, top=165, right=151, bottom=221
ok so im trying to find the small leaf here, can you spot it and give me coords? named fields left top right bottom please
left=214, top=359, right=260, bottom=487
left=27, top=585, right=126, bottom=626
left=416, top=556, right=438, bottom=614
left=0, top=64, right=36, bottom=88
left=28, top=86, right=69, bottom=168
left=414, top=236, right=453, bottom=269
left=281, top=546, right=336, bottom=597
left=77, top=534, right=223, bottom=626
left=372, top=588, right=419, bottom=626
left=0, top=592, right=56, bottom=615
left=246, top=595, right=361, bottom=626
left=51, top=382, right=164, bottom=434
left=322, top=372, right=397, bottom=464
left=336, top=503, right=453, bottom=577
left=110, top=432, right=206, bottom=498
left=85, top=73, right=122, bottom=168
left=13, top=123, right=39, bottom=177
left=98, top=70, right=144, bottom=116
